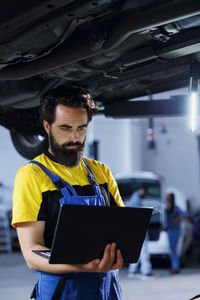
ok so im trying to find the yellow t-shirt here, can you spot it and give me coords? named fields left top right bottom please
left=12, top=153, right=124, bottom=247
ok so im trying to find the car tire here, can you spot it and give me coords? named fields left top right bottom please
left=10, top=131, right=48, bottom=160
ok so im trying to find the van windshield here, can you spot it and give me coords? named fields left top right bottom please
left=117, top=178, right=161, bottom=201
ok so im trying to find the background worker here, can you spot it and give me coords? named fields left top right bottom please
left=127, top=186, right=154, bottom=279
left=12, top=85, right=124, bottom=300
left=166, top=192, right=187, bottom=274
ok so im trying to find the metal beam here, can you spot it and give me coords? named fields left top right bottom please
left=103, top=96, right=194, bottom=118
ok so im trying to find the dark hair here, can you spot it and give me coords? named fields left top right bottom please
left=140, top=185, right=148, bottom=193
left=166, top=193, right=175, bottom=213
left=168, top=193, right=175, bottom=205
left=40, top=85, right=98, bottom=124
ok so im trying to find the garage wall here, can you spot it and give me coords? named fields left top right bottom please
left=0, top=126, right=27, bottom=188
left=91, top=115, right=143, bottom=175
left=141, top=116, right=200, bottom=211
left=130, top=119, right=144, bottom=171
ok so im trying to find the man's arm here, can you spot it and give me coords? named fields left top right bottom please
left=128, top=192, right=141, bottom=207
left=17, top=221, right=123, bottom=274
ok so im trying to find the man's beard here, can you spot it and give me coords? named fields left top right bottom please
left=49, top=131, right=85, bottom=167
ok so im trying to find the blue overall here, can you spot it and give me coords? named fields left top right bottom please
left=167, top=205, right=186, bottom=271
left=30, top=159, right=122, bottom=300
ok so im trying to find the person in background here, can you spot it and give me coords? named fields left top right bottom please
left=127, top=186, right=154, bottom=279
left=166, top=192, right=187, bottom=274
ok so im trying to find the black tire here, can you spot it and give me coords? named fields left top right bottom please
left=10, top=131, right=48, bottom=160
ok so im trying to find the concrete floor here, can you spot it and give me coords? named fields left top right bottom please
left=1, top=250, right=200, bottom=300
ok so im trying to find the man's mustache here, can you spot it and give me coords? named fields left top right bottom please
left=62, top=142, right=84, bottom=147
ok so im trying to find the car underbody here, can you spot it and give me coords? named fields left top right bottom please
left=1, top=0, right=200, bottom=158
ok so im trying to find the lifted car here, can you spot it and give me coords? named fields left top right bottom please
left=0, top=0, right=200, bottom=158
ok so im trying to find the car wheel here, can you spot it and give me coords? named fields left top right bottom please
left=10, top=131, right=48, bottom=160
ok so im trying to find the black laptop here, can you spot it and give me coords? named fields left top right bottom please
left=33, top=204, right=153, bottom=264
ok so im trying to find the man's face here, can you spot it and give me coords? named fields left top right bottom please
left=43, top=104, right=88, bottom=167
left=139, top=188, right=147, bottom=198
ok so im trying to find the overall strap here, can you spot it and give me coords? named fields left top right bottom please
left=82, top=158, right=110, bottom=206
left=51, top=278, right=67, bottom=300
left=29, top=161, right=77, bottom=197
left=82, top=158, right=99, bottom=188
left=30, top=277, right=68, bottom=300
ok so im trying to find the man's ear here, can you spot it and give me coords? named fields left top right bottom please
left=43, top=120, right=50, bottom=134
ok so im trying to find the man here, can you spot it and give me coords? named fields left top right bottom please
left=166, top=193, right=187, bottom=274
left=12, top=85, right=124, bottom=300
left=127, top=186, right=153, bottom=279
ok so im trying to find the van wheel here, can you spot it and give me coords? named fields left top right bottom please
left=10, top=131, right=48, bottom=160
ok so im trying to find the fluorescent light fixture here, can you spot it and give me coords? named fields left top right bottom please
left=190, top=92, right=198, bottom=133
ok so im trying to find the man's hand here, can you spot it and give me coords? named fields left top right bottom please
left=17, top=222, right=123, bottom=274
left=78, top=243, right=123, bottom=273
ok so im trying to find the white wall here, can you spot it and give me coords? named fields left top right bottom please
left=130, top=119, right=144, bottom=172
left=141, top=116, right=200, bottom=211
left=0, top=126, right=27, bottom=187
left=91, top=115, right=135, bottom=174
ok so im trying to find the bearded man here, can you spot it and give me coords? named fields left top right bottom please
left=12, top=85, right=124, bottom=300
